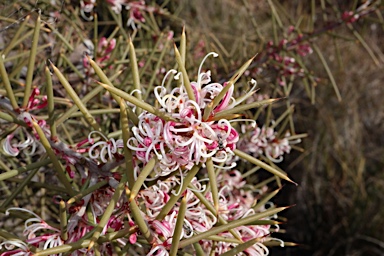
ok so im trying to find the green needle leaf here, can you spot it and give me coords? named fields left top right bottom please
left=178, top=206, right=289, bottom=248
left=0, top=55, right=18, bottom=109
left=98, top=82, right=176, bottom=122
left=129, top=157, right=157, bottom=201
left=50, top=62, right=101, bottom=132
left=174, top=44, right=194, bottom=101
left=88, top=175, right=128, bottom=250
left=206, top=157, right=219, bottom=214
left=169, top=195, right=187, bottom=256
left=32, top=121, right=77, bottom=196
left=234, top=149, right=297, bottom=185
left=22, top=12, right=41, bottom=108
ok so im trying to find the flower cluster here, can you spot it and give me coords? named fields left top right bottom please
left=138, top=171, right=278, bottom=255
left=108, top=0, right=156, bottom=29
left=87, top=131, right=124, bottom=163
left=266, top=41, right=310, bottom=85
left=0, top=181, right=125, bottom=255
left=0, top=208, right=63, bottom=256
left=0, top=170, right=278, bottom=255
left=127, top=53, right=242, bottom=178
left=80, top=0, right=96, bottom=21
left=79, top=0, right=156, bottom=29
left=238, top=123, right=293, bottom=163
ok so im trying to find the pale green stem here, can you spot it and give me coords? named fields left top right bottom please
left=253, top=176, right=277, bottom=190
left=8, top=177, right=68, bottom=194
left=22, top=12, right=41, bottom=108
left=190, top=184, right=242, bottom=241
left=206, top=157, right=219, bottom=214
left=88, top=175, right=128, bottom=250
left=65, top=109, right=120, bottom=118
left=253, top=188, right=281, bottom=211
left=241, top=166, right=261, bottom=178
left=282, top=84, right=296, bottom=134
left=34, top=225, right=136, bottom=255
left=144, top=35, right=171, bottom=100
left=32, top=121, right=77, bottom=196
left=98, top=82, right=176, bottom=122
left=0, top=162, right=39, bottom=208
left=0, top=55, right=18, bottom=109
left=51, top=62, right=101, bottom=131
left=221, top=237, right=264, bottom=256
left=129, top=188, right=154, bottom=243
left=0, top=229, right=19, bottom=240
left=4, top=44, right=50, bottom=63
left=93, top=13, right=98, bottom=58
left=212, top=98, right=280, bottom=121
left=59, top=200, right=68, bottom=240
left=205, top=55, right=256, bottom=120
left=270, top=104, right=294, bottom=129
left=263, top=241, right=297, bottom=247
left=180, top=26, right=186, bottom=66
left=45, top=23, right=74, bottom=51
left=267, top=0, right=283, bottom=28
left=2, top=15, right=30, bottom=55
left=0, top=159, right=51, bottom=181
left=129, top=38, right=143, bottom=106
left=169, top=195, right=187, bottom=256
left=55, top=85, right=104, bottom=126
left=193, top=243, right=205, bottom=256
left=178, top=207, right=288, bottom=248
left=0, top=112, right=25, bottom=126
left=139, top=35, right=164, bottom=78
left=0, top=159, right=11, bottom=172
left=120, top=99, right=135, bottom=189
left=313, top=44, right=342, bottom=102
left=45, top=66, right=57, bottom=138
left=0, top=15, right=49, bottom=32
left=174, top=44, right=194, bottom=101
left=34, top=239, right=91, bottom=256
left=107, top=6, right=129, bottom=40
left=156, top=164, right=201, bottom=220
left=129, top=158, right=156, bottom=201
left=87, top=57, right=127, bottom=106
left=67, top=180, right=109, bottom=205
left=234, top=149, right=296, bottom=185
left=60, top=53, right=85, bottom=80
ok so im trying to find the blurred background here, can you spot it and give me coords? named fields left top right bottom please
left=175, top=0, right=384, bottom=255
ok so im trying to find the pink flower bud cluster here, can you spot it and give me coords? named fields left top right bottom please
left=263, top=26, right=314, bottom=86
left=82, top=37, right=116, bottom=78
left=266, top=39, right=310, bottom=85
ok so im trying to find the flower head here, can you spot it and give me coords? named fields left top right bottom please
left=128, top=53, right=245, bottom=178
left=238, top=124, right=293, bottom=163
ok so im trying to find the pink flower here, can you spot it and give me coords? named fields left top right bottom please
left=3, top=208, right=63, bottom=253
left=88, top=131, right=124, bottom=163
left=2, top=88, right=51, bottom=157
left=80, top=0, right=96, bottom=20
left=238, top=124, right=293, bottom=163
left=3, top=130, right=37, bottom=157
left=128, top=53, right=248, bottom=177
left=0, top=240, right=32, bottom=256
